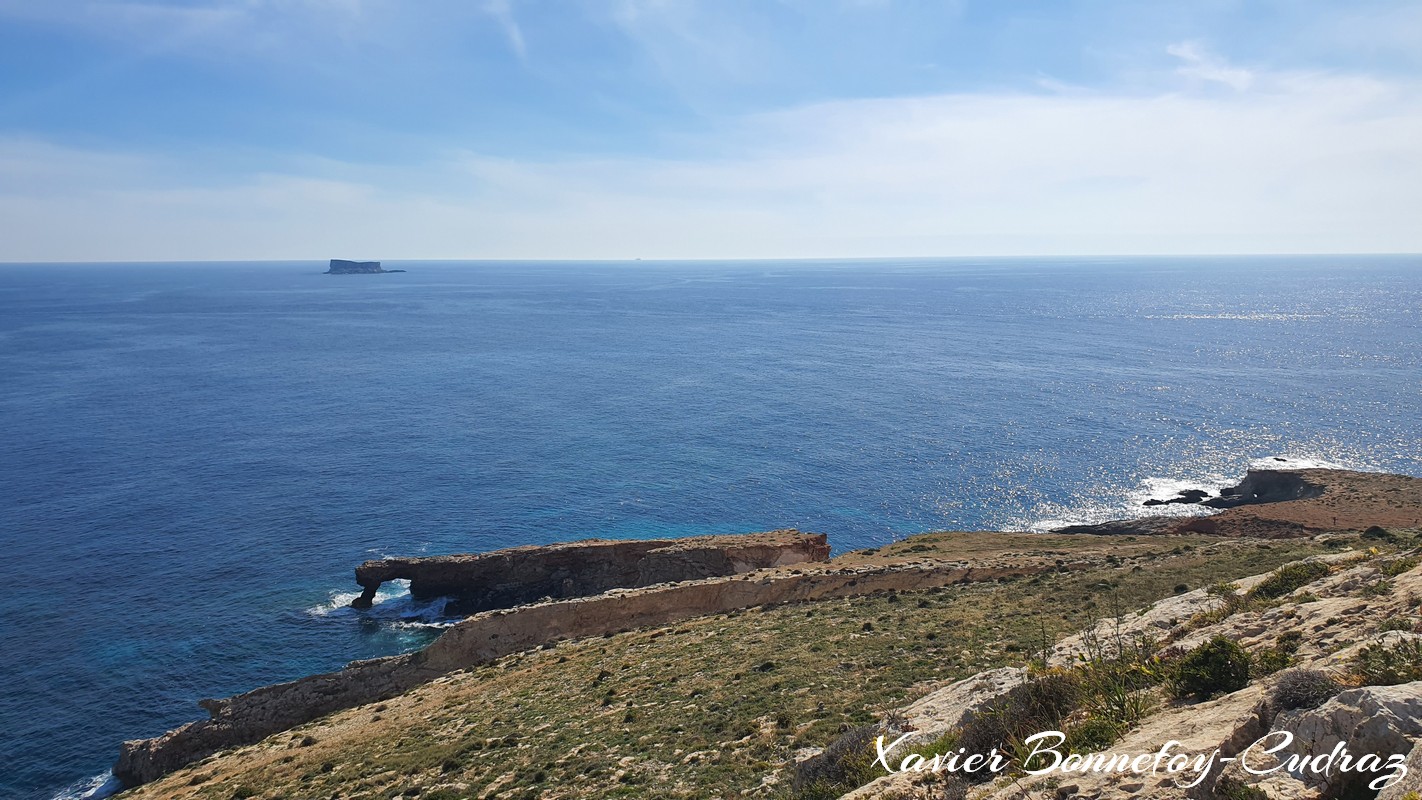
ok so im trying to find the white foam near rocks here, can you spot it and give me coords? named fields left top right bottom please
left=306, top=579, right=457, bottom=628
left=49, top=771, right=120, bottom=800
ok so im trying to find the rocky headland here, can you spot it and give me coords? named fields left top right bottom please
left=1057, top=467, right=1422, bottom=538
left=112, top=466, right=1422, bottom=800
left=350, top=532, right=833, bottom=613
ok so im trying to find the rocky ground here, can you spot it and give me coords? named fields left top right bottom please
left=842, top=546, right=1422, bottom=800
left=114, top=467, right=1422, bottom=800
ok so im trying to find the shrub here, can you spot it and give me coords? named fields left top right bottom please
left=1190, top=583, right=1251, bottom=628
left=1249, top=561, right=1330, bottom=600
left=1380, top=617, right=1415, bottom=633
left=1271, top=669, right=1341, bottom=711
left=1353, top=637, right=1422, bottom=686
left=1252, top=648, right=1292, bottom=678
left=956, top=672, right=1083, bottom=779
left=1364, top=526, right=1401, bottom=543
left=1252, top=631, right=1303, bottom=678
left=1063, top=717, right=1124, bottom=754
left=1171, top=636, right=1251, bottom=700
left=792, top=724, right=885, bottom=799
left=1381, top=556, right=1421, bottom=578
left=1362, top=579, right=1395, bottom=597
left=1213, top=774, right=1269, bottom=799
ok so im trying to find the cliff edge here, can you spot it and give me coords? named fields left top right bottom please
left=351, top=530, right=833, bottom=613
left=110, top=467, right=1422, bottom=800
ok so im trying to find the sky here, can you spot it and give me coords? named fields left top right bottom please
left=0, top=0, right=1420, bottom=261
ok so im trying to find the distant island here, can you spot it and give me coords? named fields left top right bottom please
left=325, top=259, right=405, bottom=274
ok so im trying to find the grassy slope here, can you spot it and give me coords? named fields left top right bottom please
left=124, top=533, right=1333, bottom=800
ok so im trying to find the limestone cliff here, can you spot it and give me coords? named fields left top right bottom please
left=351, top=530, right=832, bottom=612
left=115, top=554, right=1033, bottom=787
left=109, top=468, right=1422, bottom=799
left=119, top=531, right=833, bottom=786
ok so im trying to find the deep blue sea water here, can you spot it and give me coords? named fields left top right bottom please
left=2, top=257, right=1421, bottom=799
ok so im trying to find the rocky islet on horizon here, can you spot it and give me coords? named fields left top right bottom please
left=325, top=259, right=406, bottom=274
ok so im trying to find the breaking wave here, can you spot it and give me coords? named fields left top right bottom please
left=306, top=579, right=458, bottom=630
left=49, top=772, right=120, bottom=800
left=1008, top=449, right=1386, bottom=533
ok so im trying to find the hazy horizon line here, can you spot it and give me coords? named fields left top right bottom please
left=4, top=252, right=1421, bottom=267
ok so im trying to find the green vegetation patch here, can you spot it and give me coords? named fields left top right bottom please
left=1170, top=636, right=1251, bottom=701
left=1248, top=561, right=1331, bottom=601
left=1353, top=636, right=1422, bottom=686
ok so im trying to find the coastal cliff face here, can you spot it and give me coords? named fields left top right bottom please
left=114, top=468, right=1422, bottom=800
left=115, top=529, right=1331, bottom=800
left=114, top=656, right=442, bottom=788
left=351, top=530, right=833, bottom=612
left=115, top=553, right=1026, bottom=787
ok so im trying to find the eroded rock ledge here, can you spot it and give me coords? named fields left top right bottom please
left=351, top=530, right=832, bottom=613
left=115, top=555, right=1038, bottom=787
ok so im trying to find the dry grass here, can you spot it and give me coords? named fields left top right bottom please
left=124, top=533, right=1331, bottom=800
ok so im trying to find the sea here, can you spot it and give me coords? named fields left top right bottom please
left=2, top=256, right=1420, bottom=799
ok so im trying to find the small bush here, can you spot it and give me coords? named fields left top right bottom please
left=792, top=724, right=885, bottom=799
left=1353, top=637, right=1422, bottom=686
left=1364, top=526, right=1402, bottom=543
left=1252, top=631, right=1303, bottom=678
left=912, top=727, right=957, bottom=750
left=1249, top=561, right=1330, bottom=600
left=1063, top=717, right=1124, bottom=754
left=1380, top=617, right=1415, bottom=633
left=1190, top=583, right=1251, bottom=628
left=1382, top=556, right=1421, bottom=577
left=1213, top=774, right=1269, bottom=799
left=957, top=672, right=1082, bottom=760
left=1252, top=648, right=1292, bottom=677
left=1171, top=636, right=1251, bottom=700
left=1362, top=579, right=1395, bottom=597
left=1271, top=669, right=1341, bottom=711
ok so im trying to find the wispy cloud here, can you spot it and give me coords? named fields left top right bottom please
left=483, top=0, right=527, bottom=60
left=1167, top=41, right=1254, bottom=91
left=1, top=4, right=1419, bottom=260
left=4, top=54, right=1419, bottom=260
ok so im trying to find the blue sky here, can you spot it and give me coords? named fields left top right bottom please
left=0, top=0, right=1419, bottom=260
